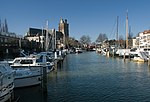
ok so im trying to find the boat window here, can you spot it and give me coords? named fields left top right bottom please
left=14, top=60, right=20, bottom=63
left=144, top=49, right=150, bottom=51
left=0, top=72, right=2, bottom=76
left=36, top=58, right=42, bottom=62
left=47, top=56, right=53, bottom=62
left=130, top=48, right=137, bottom=51
left=20, top=60, right=33, bottom=64
left=134, top=54, right=139, bottom=57
left=15, top=73, right=23, bottom=76
left=36, top=55, right=43, bottom=62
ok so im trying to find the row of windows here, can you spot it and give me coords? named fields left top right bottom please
left=0, top=37, right=19, bottom=43
left=14, top=59, right=33, bottom=64
left=0, top=38, right=8, bottom=42
left=140, top=46, right=150, bottom=48
left=140, top=35, right=150, bottom=39
left=0, top=44, right=18, bottom=47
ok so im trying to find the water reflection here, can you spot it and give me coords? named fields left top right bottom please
left=14, top=85, right=46, bottom=102
left=15, top=52, right=150, bottom=102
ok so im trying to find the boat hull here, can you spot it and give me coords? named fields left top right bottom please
left=132, top=57, right=145, bottom=62
left=14, top=75, right=41, bottom=88
left=0, top=63, right=14, bottom=102
left=0, top=92, right=11, bottom=102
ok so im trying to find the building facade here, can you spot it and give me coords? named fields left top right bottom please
left=134, top=30, right=150, bottom=51
left=0, top=19, right=29, bottom=59
left=25, top=28, right=54, bottom=51
left=25, top=18, right=70, bottom=51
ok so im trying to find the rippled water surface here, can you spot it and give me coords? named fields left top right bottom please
left=15, top=52, right=150, bottom=102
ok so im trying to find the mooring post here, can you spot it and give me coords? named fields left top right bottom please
left=11, top=90, right=14, bottom=101
left=107, top=51, right=109, bottom=57
left=54, top=51, right=58, bottom=71
left=54, top=60, right=57, bottom=71
left=124, top=53, right=126, bottom=61
left=113, top=49, right=114, bottom=57
left=148, top=58, right=150, bottom=66
left=42, top=55, right=47, bottom=93
left=54, top=50, right=57, bottom=59
left=129, top=54, right=131, bottom=60
left=59, top=50, right=61, bottom=57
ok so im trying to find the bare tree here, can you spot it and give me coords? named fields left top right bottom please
left=119, top=35, right=125, bottom=48
left=128, top=32, right=133, bottom=39
left=80, top=35, right=91, bottom=45
left=119, top=35, right=124, bottom=40
left=96, top=33, right=108, bottom=43
left=128, top=26, right=133, bottom=39
left=68, top=37, right=81, bottom=48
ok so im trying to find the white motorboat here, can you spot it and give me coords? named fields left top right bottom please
left=10, top=54, right=54, bottom=73
left=132, top=56, right=145, bottom=62
left=75, top=48, right=83, bottom=53
left=130, top=49, right=149, bottom=62
left=96, top=48, right=101, bottom=53
left=115, top=49, right=130, bottom=57
left=0, top=62, right=14, bottom=102
left=10, top=54, right=54, bottom=88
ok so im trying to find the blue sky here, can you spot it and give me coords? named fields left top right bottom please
left=0, top=0, right=150, bottom=42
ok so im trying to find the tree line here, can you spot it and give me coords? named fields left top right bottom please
left=68, top=32, right=134, bottom=49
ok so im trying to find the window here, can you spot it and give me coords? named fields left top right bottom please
left=14, top=60, right=20, bottom=63
left=5, top=38, right=8, bottom=42
left=20, top=60, right=33, bottom=64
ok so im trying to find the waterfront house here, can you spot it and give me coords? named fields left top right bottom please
left=133, top=30, right=150, bottom=55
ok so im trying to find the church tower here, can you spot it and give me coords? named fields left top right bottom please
left=58, top=18, right=69, bottom=48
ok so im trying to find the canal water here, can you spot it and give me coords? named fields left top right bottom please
left=15, top=52, right=150, bottom=102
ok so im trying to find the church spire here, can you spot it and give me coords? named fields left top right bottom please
left=4, top=18, right=8, bottom=33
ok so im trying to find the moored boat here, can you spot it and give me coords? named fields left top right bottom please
left=75, top=48, right=83, bottom=53
left=10, top=54, right=54, bottom=88
left=115, top=49, right=130, bottom=57
left=132, top=56, right=145, bottom=62
left=0, top=62, right=14, bottom=102
left=130, top=48, right=149, bottom=62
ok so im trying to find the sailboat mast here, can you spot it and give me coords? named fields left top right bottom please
left=45, top=20, right=49, bottom=52
left=126, top=11, right=129, bottom=49
left=116, top=16, right=119, bottom=47
left=54, top=29, right=56, bottom=50
left=41, top=27, right=44, bottom=51
left=19, top=37, right=21, bottom=49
